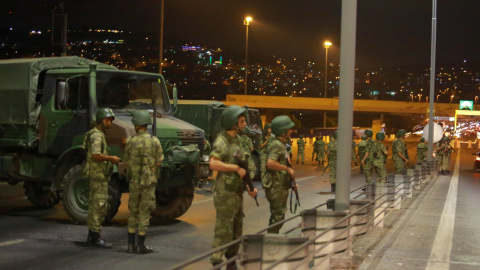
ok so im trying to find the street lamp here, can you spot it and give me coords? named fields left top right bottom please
left=323, top=41, right=332, bottom=128
left=436, top=94, right=440, bottom=102
left=475, top=96, right=478, bottom=104
left=410, top=94, right=414, bottom=102
left=244, top=16, right=252, bottom=95
left=418, top=94, right=422, bottom=102
left=450, top=95, right=454, bottom=103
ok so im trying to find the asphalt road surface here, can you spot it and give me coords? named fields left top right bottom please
left=0, top=136, right=423, bottom=270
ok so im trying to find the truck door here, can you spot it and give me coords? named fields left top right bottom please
left=38, top=75, right=89, bottom=156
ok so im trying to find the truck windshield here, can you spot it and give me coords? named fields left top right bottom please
left=96, top=71, right=170, bottom=113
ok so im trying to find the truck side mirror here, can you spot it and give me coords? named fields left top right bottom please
left=173, top=86, right=178, bottom=113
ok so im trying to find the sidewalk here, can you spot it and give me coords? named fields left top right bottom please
left=355, top=151, right=468, bottom=270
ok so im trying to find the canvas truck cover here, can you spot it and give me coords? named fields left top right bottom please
left=0, top=56, right=116, bottom=126
left=174, top=100, right=226, bottom=141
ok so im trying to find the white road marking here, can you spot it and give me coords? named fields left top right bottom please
left=425, top=148, right=460, bottom=270
left=0, top=239, right=24, bottom=247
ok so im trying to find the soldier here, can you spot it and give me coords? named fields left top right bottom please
left=312, top=136, right=319, bottom=162
left=239, top=126, right=257, bottom=179
left=209, top=105, right=258, bottom=269
left=372, top=132, right=388, bottom=183
left=84, top=108, right=121, bottom=248
left=265, top=115, right=297, bottom=233
left=326, top=131, right=338, bottom=192
left=392, top=129, right=409, bottom=174
left=417, top=137, right=428, bottom=162
left=260, top=124, right=273, bottom=180
left=360, top=129, right=375, bottom=187
left=123, top=110, right=163, bottom=254
left=434, top=137, right=448, bottom=175
left=297, top=135, right=305, bottom=164
left=357, top=135, right=367, bottom=174
left=352, top=140, right=358, bottom=166
left=286, top=136, right=293, bottom=160
left=316, top=136, right=327, bottom=165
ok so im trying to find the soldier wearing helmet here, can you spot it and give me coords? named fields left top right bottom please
left=312, top=136, right=319, bottom=162
left=209, top=105, right=257, bottom=269
left=357, top=135, right=367, bottom=174
left=123, top=110, right=163, bottom=254
left=83, top=108, right=121, bottom=248
left=316, top=136, right=327, bottom=165
left=372, top=132, right=388, bottom=183
left=434, top=136, right=451, bottom=175
left=297, top=134, right=306, bottom=164
left=264, top=115, right=296, bottom=233
left=417, top=137, right=428, bottom=162
left=326, top=131, right=338, bottom=192
left=392, top=129, right=409, bottom=173
left=360, top=129, right=375, bottom=187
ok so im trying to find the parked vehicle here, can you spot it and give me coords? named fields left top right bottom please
left=0, top=57, right=208, bottom=223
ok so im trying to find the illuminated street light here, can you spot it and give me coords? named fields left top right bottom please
left=244, top=16, right=253, bottom=95
left=436, top=94, right=440, bottom=102
left=450, top=95, right=454, bottom=103
left=418, top=94, right=422, bottom=102
left=323, top=41, right=332, bottom=128
left=475, top=96, right=478, bottom=104
left=410, top=94, right=414, bottom=102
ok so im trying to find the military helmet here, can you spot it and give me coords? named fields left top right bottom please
left=96, top=108, right=115, bottom=124
left=442, top=136, right=449, bottom=141
left=265, top=123, right=272, bottom=131
left=420, top=137, right=425, bottom=142
left=316, top=136, right=320, bottom=140
left=131, top=110, right=153, bottom=126
left=333, top=130, right=338, bottom=139
left=376, top=132, right=385, bottom=141
left=361, top=135, right=367, bottom=140
left=271, top=115, right=295, bottom=136
left=364, top=129, right=373, bottom=138
left=396, top=129, right=407, bottom=138
left=221, top=105, right=246, bottom=130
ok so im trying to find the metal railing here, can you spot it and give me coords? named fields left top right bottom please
left=167, top=159, right=439, bottom=270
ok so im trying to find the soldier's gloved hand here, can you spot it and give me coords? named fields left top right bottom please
left=287, top=167, right=295, bottom=179
left=236, top=166, right=247, bottom=179
left=110, top=156, right=121, bottom=164
left=247, top=187, right=258, bottom=198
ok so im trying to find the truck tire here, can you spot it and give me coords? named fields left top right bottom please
left=23, top=181, right=60, bottom=208
left=151, top=182, right=194, bottom=221
left=62, top=164, right=121, bottom=224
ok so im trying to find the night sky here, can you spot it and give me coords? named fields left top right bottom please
left=3, top=0, right=480, bottom=68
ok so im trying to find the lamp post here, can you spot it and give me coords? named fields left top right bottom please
left=436, top=94, right=440, bottom=102
left=475, top=96, right=478, bottom=104
left=450, top=95, right=454, bottom=103
left=418, top=94, right=422, bottom=102
left=410, top=94, right=413, bottom=102
left=323, top=41, right=332, bottom=128
left=244, top=16, right=252, bottom=95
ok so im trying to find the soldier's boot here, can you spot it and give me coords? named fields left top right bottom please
left=331, top=183, right=336, bottom=192
left=127, top=233, right=136, bottom=253
left=90, top=231, right=113, bottom=248
left=296, top=160, right=299, bottom=164
left=226, top=261, right=238, bottom=270
left=135, top=235, right=153, bottom=254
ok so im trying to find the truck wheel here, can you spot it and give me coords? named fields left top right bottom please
left=62, top=164, right=122, bottom=224
left=151, top=182, right=194, bottom=221
left=23, top=181, right=60, bottom=208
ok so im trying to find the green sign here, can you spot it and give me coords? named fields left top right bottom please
left=460, top=100, right=473, bottom=110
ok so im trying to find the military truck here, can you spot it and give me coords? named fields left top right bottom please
left=173, top=100, right=263, bottom=180
left=0, top=57, right=208, bottom=224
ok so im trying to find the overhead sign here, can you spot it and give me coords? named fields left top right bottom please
left=459, top=100, right=473, bottom=110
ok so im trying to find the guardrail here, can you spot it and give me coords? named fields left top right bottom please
left=167, top=159, right=439, bottom=270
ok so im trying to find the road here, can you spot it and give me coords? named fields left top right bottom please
left=0, top=137, right=422, bottom=270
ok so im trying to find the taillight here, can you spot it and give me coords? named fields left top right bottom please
left=476, top=157, right=480, bottom=161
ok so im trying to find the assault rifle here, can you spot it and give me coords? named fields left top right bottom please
left=322, top=163, right=330, bottom=176
left=287, top=156, right=300, bottom=214
left=234, top=152, right=259, bottom=207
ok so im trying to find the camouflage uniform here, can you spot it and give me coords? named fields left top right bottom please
left=363, top=139, right=375, bottom=183
left=357, top=139, right=367, bottom=173
left=240, top=134, right=257, bottom=179
left=297, top=137, right=305, bottom=164
left=352, top=140, right=358, bottom=164
left=435, top=143, right=447, bottom=171
left=327, top=140, right=338, bottom=184
left=123, top=130, right=163, bottom=234
left=312, top=138, right=319, bottom=161
left=210, top=131, right=245, bottom=264
left=317, top=139, right=326, bottom=163
left=83, top=127, right=112, bottom=233
left=260, top=133, right=274, bottom=179
left=372, top=141, right=387, bottom=183
left=392, top=138, right=407, bottom=173
left=417, top=142, right=428, bottom=162
left=264, top=138, right=290, bottom=234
